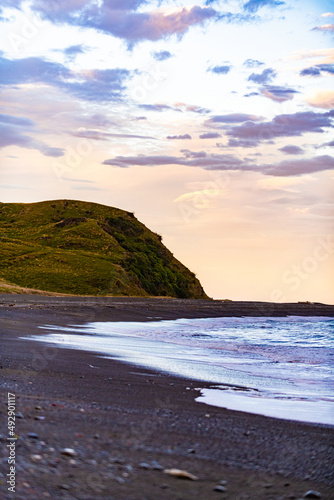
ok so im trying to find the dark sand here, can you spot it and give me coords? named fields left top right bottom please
left=0, top=295, right=333, bottom=500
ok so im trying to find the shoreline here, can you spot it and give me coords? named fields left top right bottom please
left=0, top=295, right=333, bottom=499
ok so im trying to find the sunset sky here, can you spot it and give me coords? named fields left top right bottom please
left=0, top=0, right=333, bottom=303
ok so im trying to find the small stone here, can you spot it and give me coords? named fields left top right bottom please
left=163, top=468, right=198, bottom=481
left=219, top=480, right=227, bottom=485
left=187, top=448, right=196, bottom=454
left=60, top=448, right=77, bottom=457
left=35, top=405, right=43, bottom=410
left=303, top=491, right=322, bottom=499
left=214, top=485, right=227, bottom=492
left=151, top=461, right=163, bottom=470
left=139, top=462, right=151, bottom=469
left=31, top=454, right=43, bottom=462
left=94, top=433, right=100, bottom=439
left=34, top=416, right=46, bottom=421
left=27, top=433, right=40, bottom=440
left=15, top=412, right=24, bottom=419
left=205, top=414, right=210, bottom=418
left=59, top=484, right=70, bottom=490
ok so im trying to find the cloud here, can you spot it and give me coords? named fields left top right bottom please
left=205, top=113, right=263, bottom=126
left=306, top=90, right=334, bottom=109
left=243, top=0, right=285, bottom=13
left=0, top=113, right=64, bottom=157
left=199, top=132, right=221, bottom=139
left=63, top=44, right=88, bottom=61
left=279, top=145, right=304, bottom=155
left=102, top=150, right=334, bottom=177
left=248, top=68, right=276, bottom=84
left=321, top=12, right=334, bottom=18
left=139, top=102, right=210, bottom=114
left=226, top=110, right=334, bottom=144
left=261, top=85, right=299, bottom=102
left=227, top=138, right=261, bottom=148
left=0, top=55, right=131, bottom=102
left=138, top=104, right=174, bottom=112
left=208, top=65, right=232, bottom=75
left=71, top=130, right=156, bottom=140
left=300, top=67, right=321, bottom=77
left=289, top=48, right=334, bottom=65
left=175, top=103, right=211, bottom=114
left=217, top=12, right=259, bottom=23
left=300, top=63, right=334, bottom=77
left=166, top=134, right=192, bottom=140
left=264, top=155, right=334, bottom=176
left=36, top=2, right=217, bottom=46
left=102, top=151, right=256, bottom=171
left=244, top=91, right=260, bottom=97
left=243, top=59, right=264, bottom=68
left=153, top=50, right=173, bottom=61
left=312, top=24, right=334, bottom=32
left=321, top=140, right=334, bottom=147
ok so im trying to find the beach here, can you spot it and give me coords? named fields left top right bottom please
left=0, top=295, right=334, bottom=500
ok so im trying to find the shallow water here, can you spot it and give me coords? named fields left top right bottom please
left=23, top=316, right=334, bottom=425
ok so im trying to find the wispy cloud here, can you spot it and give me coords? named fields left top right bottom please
left=248, top=67, right=276, bottom=84
left=312, top=24, right=334, bottom=33
left=300, top=64, right=334, bottom=77
left=153, top=50, right=173, bottom=61
left=102, top=151, right=334, bottom=177
left=199, top=132, right=221, bottom=139
left=166, top=134, right=191, bottom=140
left=0, top=113, right=64, bottom=157
left=226, top=110, right=333, bottom=144
left=0, top=55, right=131, bottom=102
left=208, top=65, right=232, bottom=75
left=33, top=1, right=217, bottom=46
left=261, top=85, right=299, bottom=102
left=243, top=0, right=285, bottom=13
left=279, top=145, right=304, bottom=155
left=243, top=59, right=264, bottom=68
left=205, top=113, right=263, bottom=126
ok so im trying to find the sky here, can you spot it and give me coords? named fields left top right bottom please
left=0, top=0, right=333, bottom=303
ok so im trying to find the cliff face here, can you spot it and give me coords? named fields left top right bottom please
left=0, top=199, right=208, bottom=298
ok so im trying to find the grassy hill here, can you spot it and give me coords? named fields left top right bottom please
left=0, top=199, right=208, bottom=298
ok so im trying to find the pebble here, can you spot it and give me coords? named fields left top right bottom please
left=27, top=433, right=40, bottom=439
left=34, top=416, right=46, bottom=421
left=303, top=491, right=322, bottom=499
left=214, top=485, right=227, bottom=492
left=15, top=412, right=24, bottom=419
left=219, top=480, right=228, bottom=485
left=151, top=461, right=163, bottom=470
left=59, top=484, right=70, bottom=490
left=163, top=468, right=198, bottom=481
left=31, top=454, right=43, bottom=462
left=60, top=448, right=77, bottom=457
left=139, top=462, right=151, bottom=469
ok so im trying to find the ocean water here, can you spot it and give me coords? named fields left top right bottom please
left=24, top=316, right=334, bottom=425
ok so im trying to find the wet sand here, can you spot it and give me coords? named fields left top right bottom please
left=0, top=295, right=333, bottom=499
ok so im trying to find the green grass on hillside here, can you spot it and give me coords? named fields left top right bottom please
left=0, top=199, right=208, bottom=298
